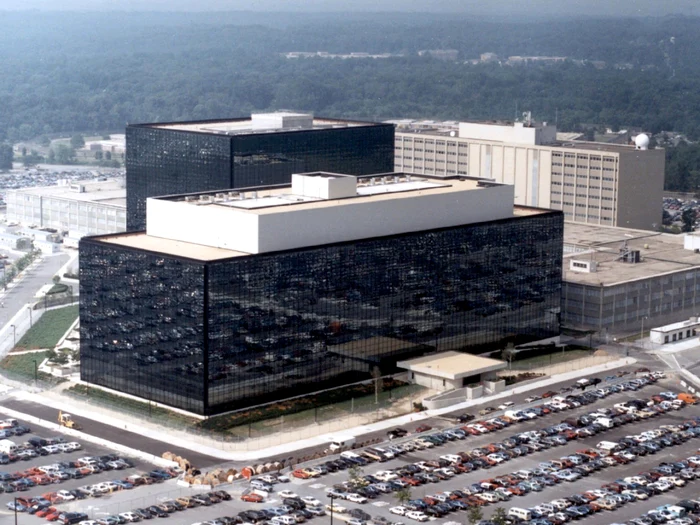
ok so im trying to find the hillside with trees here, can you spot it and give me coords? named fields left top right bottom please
left=2, top=11, right=700, bottom=187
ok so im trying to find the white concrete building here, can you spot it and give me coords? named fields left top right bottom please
left=6, top=179, right=126, bottom=237
left=393, top=119, right=664, bottom=231
left=650, top=318, right=700, bottom=345
left=144, top=172, right=516, bottom=255
left=397, top=351, right=507, bottom=391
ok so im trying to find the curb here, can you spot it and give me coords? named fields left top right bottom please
left=0, top=403, right=178, bottom=469
left=7, top=357, right=638, bottom=462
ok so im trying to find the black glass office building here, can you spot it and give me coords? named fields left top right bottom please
left=80, top=210, right=563, bottom=415
left=125, top=118, right=395, bottom=230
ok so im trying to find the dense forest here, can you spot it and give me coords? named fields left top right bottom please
left=2, top=11, right=700, bottom=187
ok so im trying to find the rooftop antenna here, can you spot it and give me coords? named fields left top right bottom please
left=555, top=108, right=558, bottom=127
left=515, top=101, right=519, bottom=122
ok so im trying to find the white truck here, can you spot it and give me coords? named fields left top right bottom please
left=329, top=435, right=356, bottom=452
left=0, top=439, right=17, bottom=455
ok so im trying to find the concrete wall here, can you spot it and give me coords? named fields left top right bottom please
left=616, top=149, right=665, bottom=231
left=412, top=372, right=460, bottom=391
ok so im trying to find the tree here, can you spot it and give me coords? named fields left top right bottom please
left=52, top=275, right=61, bottom=285
left=0, top=144, right=12, bottom=170
left=372, top=366, right=383, bottom=404
left=104, top=151, right=112, bottom=160
left=48, top=149, right=56, bottom=163
left=682, top=208, right=695, bottom=233
left=70, top=134, right=85, bottom=149
left=492, top=507, right=508, bottom=525
left=94, top=150, right=103, bottom=160
left=54, top=144, right=75, bottom=164
left=21, top=147, right=26, bottom=156
left=348, top=465, right=366, bottom=488
left=502, top=343, right=517, bottom=369
left=395, top=487, right=411, bottom=506
left=468, top=506, right=484, bottom=524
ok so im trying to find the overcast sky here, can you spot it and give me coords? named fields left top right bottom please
left=4, top=0, right=700, bottom=16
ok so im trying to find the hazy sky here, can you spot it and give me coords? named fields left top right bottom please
left=4, top=0, right=700, bottom=16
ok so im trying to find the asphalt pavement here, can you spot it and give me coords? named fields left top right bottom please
left=0, top=399, right=222, bottom=469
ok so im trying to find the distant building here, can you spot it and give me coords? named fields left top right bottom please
left=563, top=223, right=700, bottom=335
left=80, top=172, right=562, bottom=415
left=393, top=119, right=664, bottom=231
left=125, top=112, right=394, bottom=230
left=6, top=179, right=126, bottom=237
left=418, top=49, right=459, bottom=61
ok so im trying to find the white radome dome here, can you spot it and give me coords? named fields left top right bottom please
left=635, top=133, right=650, bottom=150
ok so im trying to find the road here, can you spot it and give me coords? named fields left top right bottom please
left=0, top=362, right=658, bottom=473
left=0, top=252, right=71, bottom=356
left=0, top=397, right=223, bottom=468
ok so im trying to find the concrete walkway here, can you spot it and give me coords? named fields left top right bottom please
left=0, top=356, right=636, bottom=462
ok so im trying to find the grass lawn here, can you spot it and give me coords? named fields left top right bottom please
left=15, top=305, right=78, bottom=350
left=0, top=350, right=56, bottom=382
left=65, top=384, right=199, bottom=428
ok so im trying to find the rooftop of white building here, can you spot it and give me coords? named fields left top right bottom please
left=564, top=222, right=700, bottom=287
left=93, top=172, right=551, bottom=261
left=9, top=179, right=126, bottom=208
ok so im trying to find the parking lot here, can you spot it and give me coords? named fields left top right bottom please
left=0, top=416, right=191, bottom=524
left=4, top=369, right=700, bottom=525
left=233, top=372, right=700, bottom=525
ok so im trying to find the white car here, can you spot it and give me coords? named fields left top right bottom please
left=345, top=493, right=368, bottom=504
left=271, top=517, right=296, bottom=525
left=405, top=511, right=428, bottom=522
left=56, top=490, right=76, bottom=501
left=390, top=507, right=407, bottom=516
left=118, top=512, right=142, bottom=523
left=301, top=496, right=321, bottom=506
left=278, top=490, right=298, bottom=499
left=498, top=401, right=515, bottom=410
left=257, top=475, right=277, bottom=484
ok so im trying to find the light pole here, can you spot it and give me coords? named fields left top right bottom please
left=27, top=305, right=32, bottom=327
left=32, top=359, right=38, bottom=384
left=640, top=316, right=648, bottom=349
left=10, top=324, right=15, bottom=347
left=328, top=494, right=337, bottom=525
left=43, top=291, right=48, bottom=310
left=13, top=496, right=17, bottom=525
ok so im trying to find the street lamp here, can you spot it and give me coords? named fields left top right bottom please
left=328, top=494, right=337, bottom=525
left=32, top=359, right=38, bottom=384
left=27, top=305, right=32, bottom=327
left=10, top=324, right=15, bottom=347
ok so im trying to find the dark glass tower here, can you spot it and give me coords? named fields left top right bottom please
left=125, top=117, right=394, bottom=230
left=80, top=209, right=563, bottom=416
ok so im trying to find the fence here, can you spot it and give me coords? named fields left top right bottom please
left=506, top=353, right=616, bottom=376
left=61, top=383, right=426, bottom=453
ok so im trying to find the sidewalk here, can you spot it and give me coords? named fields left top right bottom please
left=5, top=355, right=637, bottom=462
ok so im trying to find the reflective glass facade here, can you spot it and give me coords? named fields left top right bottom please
left=81, top=210, right=562, bottom=415
left=126, top=122, right=395, bottom=230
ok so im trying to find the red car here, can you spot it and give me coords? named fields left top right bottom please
left=291, top=469, right=310, bottom=479
left=45, top=509, right=62, bottom=522
left=415, top=424, right=432, bottom=433
left=241, top=493, right=263, bottom=503
left=35, top=507, right=56, bottom=518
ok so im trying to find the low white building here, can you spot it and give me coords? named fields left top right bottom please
left=650, top=318, right=700, bottom=345
left=6, top=179, right=126, bottom=237
left=397, top=351, right=507, bottom=391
